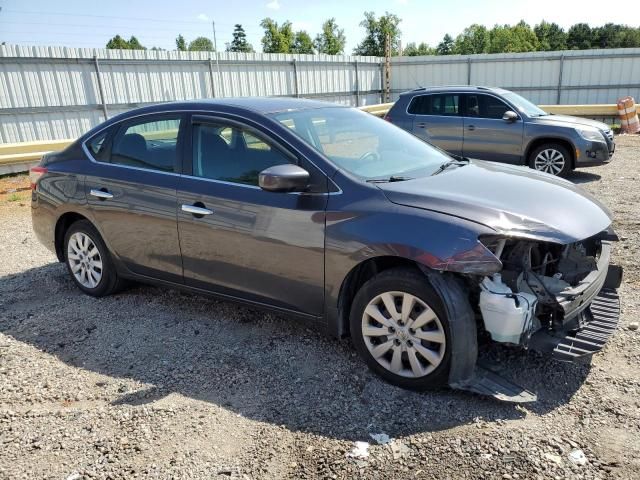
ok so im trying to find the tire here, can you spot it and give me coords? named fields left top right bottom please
left=63, top=219, right=124, bottom=297
left=528, top=143, right=572, bottom=177
left=350, top=267, right=453, bottom=390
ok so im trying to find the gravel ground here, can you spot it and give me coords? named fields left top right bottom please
left=1, top=136, right=639, bottom=480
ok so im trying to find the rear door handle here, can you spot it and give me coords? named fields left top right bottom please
left=467, top=125, right=476, bottom=131
left=182, top=204, right=214, bottom=216
left=90, top=189, right=113, bottom=200
left=416, top=122, right=427, bottom=128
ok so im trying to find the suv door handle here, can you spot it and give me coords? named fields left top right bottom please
left=182, top=204, right=214, bottom=216
left=467, top=125, right=476, bottom=131
left=416, top=122, right=427, bottom=128
left=90, top=189, right=113, bottom=200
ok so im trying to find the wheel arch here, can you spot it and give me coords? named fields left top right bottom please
left=525, top=137, right=575, bottom=169
left=54, top=212, right=91, bottom=262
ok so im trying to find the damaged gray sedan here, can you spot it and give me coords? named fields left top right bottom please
left=31, top=99, right=622, bottom=402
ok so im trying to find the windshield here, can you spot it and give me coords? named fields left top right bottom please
left=269, top=107, right=452, bottom=180
left=501, top=91, right=548, bottom=117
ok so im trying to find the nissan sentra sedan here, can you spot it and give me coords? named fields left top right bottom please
left=31, top=98, right=622, bottom=401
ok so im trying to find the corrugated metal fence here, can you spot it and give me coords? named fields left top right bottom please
left=1, top=45, right=639, bottom=143
left=391, top=47, right=640, bottom=105
left=0, top=45, right=382, bottom=143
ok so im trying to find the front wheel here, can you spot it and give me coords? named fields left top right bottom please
left=350, top=268, right=452, bottom=390
left=528, top=143, right=572, bottom=177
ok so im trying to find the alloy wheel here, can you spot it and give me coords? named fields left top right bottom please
left=534, top=148, right=566, bottom=175
left=67, top=232, right=103, bottom=289
left=361, top=291, right=446, bottom=378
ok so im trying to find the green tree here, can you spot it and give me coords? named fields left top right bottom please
left=436, top=34, right=455, bottom=55
left=291, top=31, right=315, bottom=54
left=534, top=21, right=567, bottom=51
left=453, top=24, right=489, bottom=54
left=227, top=24, right=254, bottom=53
left=353, top=11, right=402, bottom=56
left=619, top=27, right=640, bottom=48
left=567, top=23, right=592, bottom=50
left=403, top=42, right=434, bottom=56
left=127, top=36, right=145, bottom=50
left=260, top=18, right=294, bottom=53
left=488, top=22, right=538, bottom=53
left=175, top=34, right=187, bottom=51
left=106, top=35, right=130, bottom=49
left=188, top=36, right=214, bottom=52
left=314, top=18, right=346, bottom=55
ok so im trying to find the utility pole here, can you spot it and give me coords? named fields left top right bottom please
left=384, top=32, right=391, bottom=103
left=212, top=20, right=224, bottom=97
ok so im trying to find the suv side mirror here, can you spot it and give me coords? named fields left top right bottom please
left=502, top=111, right=519, bottom=123
left=259, top=164, right=310, bottom=192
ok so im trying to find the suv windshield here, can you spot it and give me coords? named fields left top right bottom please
left=501, top=91, right=548, bottom=117
left=269, top=107, right=452, bottom=181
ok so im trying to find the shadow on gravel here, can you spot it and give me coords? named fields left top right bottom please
left=0, top=264, right=591, bottom=441
left=567, top=170, right=602, bottom=184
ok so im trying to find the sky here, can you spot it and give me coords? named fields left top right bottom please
left=1, top=0, right=639, bottom=53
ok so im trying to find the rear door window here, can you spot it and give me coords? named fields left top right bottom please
left=408, top=94, right=459, bottom=116
left=110, top=117, right=182, bottom=172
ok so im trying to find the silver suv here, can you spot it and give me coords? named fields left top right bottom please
left=386, top=86, right=615, bottom=177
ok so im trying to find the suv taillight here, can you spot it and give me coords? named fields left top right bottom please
left=29, top=166, right=47, bottom=190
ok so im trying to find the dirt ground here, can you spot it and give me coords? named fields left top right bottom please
left=1, top=136, right=639, bottom=479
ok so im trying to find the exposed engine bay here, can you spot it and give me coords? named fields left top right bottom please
left=476, top=235, right=610, bottom=347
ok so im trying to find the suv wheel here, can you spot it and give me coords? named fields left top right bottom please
left=64, top=220, right=124, bottom=297
left=529, top=143, right=571, bottom=177
left=350, top=268, right=452, bottom=390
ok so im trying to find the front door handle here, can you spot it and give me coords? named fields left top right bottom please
left=467, top=125, right=476, bottom=131
left=90, top=188, right=113, bottom=200
left=416, top=122, right=427, bottom=128
left=182, top=204, right=214, bottom=217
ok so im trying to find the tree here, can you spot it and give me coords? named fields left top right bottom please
left=106, top=35, right=130, bottom=50
left=488, top=22, right=538, bottom=53
left=314, top=18, right=346, bottom=55
left=106, top=35, right=146, bottom=50
left=567, top=23, right=592, bottom=50
left=534, top=21, right=567, bottom=51
left=353, top=11, right=402, bottom=56
left=291, top=31, right=314, bottom=54
left=188, top=36, right=214, bottom=52
left=453, top=24, right=489, bottom=54
left=403, top=42, right=434, bottom=56
left=227, top=24, right=254, bottom=53
left=176, top=34, right=187, bottom=51
left=436, top=34, right=455, bottom=55
left=260, top=18, right=294, bottom=53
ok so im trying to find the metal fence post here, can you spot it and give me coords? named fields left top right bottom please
left=354, top=60, right=360, bottom=106
left=208, top=58, right=217, bottom=98
left=467, top=57, right=472, bottom=85
left=93, top=56, right=108, bottom=120
left=379, top=62, right=384, bottom=103
left=556, top=54, right=565, bottom=104
left=292, top=59, right=300, bottom=98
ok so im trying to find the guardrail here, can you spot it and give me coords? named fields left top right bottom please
left=1, top=102, right=634, bottom=175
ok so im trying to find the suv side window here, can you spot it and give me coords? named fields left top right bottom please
left=192, top=123, right=293, bottom=186
left=110, top=117, right=181, bottom=172
left=464, top=94, right=512, bottom=119
left=408, top=94, right=459, bottom=116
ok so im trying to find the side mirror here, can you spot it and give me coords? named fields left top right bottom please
left=259, top=164, right=310, bottom=192
left=502, top=110, right=519, bottom=123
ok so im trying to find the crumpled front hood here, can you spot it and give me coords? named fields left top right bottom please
left=378, top=160, right=613, bottom=244
left=534, top=114, right=610, bottom=132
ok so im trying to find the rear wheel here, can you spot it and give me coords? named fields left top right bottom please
left=350, top=268, right=452, bottom=390
left=64, top=220, right=124, bottom=297
left=529, top=143, right=572, bottom=177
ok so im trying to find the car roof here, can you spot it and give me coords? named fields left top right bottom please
left=399, top=86, right=509, bottom=96
left=114, top=97, right=343, bottom=118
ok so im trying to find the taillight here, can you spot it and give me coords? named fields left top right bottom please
left=29, top=166, right=47, bottom=190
